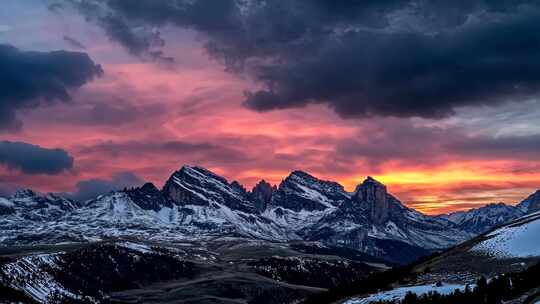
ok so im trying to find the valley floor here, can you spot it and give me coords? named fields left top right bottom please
left=0, top=238, right=387, bottom=304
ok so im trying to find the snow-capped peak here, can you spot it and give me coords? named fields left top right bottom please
left=364, top=176, right=385, bottom=186
left=269, top=170, right=349, bottom=212
left=163, top=165, right=257, bottom=214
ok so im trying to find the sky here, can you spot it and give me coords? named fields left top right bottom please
left=1, top=0, right=540, bottom=214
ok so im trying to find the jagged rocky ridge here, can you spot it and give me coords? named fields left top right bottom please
left=1, top=165, right=537, bottom=263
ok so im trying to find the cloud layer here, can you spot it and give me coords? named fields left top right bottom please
left=70, top=0, right=540, bottom=119
left=0, top=44, right=102, bottom=130
left=0, top=141, right=74, bottom=174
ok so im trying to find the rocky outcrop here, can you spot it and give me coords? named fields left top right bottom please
left=250, top=180, right=276, bottom=212
left=352, top=177, right=389, bottom=225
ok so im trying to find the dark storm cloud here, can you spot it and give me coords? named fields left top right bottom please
left=70, top=172, right=143, bottom=201
left=243, top=9, right=540, bottom=119
left=99, top=15, right=173, bottom=62
left=69, top=0, right=540, bottom=119
left=64, top=0, right=172, bottom=62
left=0, top=141, right=74, bottom=174
left=0, top=44, right=102, bottom=131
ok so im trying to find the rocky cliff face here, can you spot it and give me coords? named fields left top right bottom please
left=250, top=180, right=275, bottom=212
left=352, top=177, right=389, bottom=225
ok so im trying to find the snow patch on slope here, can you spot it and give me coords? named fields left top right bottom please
left=344, top=283, right=470, bottom=304
left=471, top=212, right=540, bottom=259
left=0, top=197, right=14, bottom=207
left=0, top=253, right=83, bottom=303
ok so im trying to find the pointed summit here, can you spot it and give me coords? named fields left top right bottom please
left=285, top=170, right=323, bottom=186
left=364, top=176, right=385, bottom=186
left=284, top=170, right=345, bottom=191
left=353, top=176, right=389, bottom=224
left=163, top=164, right=256, bottom=213
left=250, top=180, right=276, bottom=211
left=269, top=170, right=348, bottom=212
left=289, top=170, right=315, bottom=178
left=177, top=165, right=229, bottom=185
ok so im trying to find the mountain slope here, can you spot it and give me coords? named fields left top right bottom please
left=263, top=170, right=349, bottom=233
left=5, top=189, right=80, bottom=221
left=307, top=211, right=540, bottom=304
left=303, top=177, right=471, bottom=263
left=471, top=211, right=540, bottom=259
left=413, top=211, right=540, bottom=283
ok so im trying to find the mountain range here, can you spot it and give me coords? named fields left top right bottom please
left=2, top=165, right=538, bottom=265
left=2, top=164, right=540, bottom=304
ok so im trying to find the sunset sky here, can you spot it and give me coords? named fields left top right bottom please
left=1, top=0, right=540, bottom=214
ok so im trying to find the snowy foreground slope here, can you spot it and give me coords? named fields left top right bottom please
left=344, top=283, right=469, bottom=304
left=471, top=211, right=540, bottom=258
left=337, top=211, right=540, bottom=304
left=407, top=210, right=540, bottom=290
left=0, top=165, right=538, bottom=265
